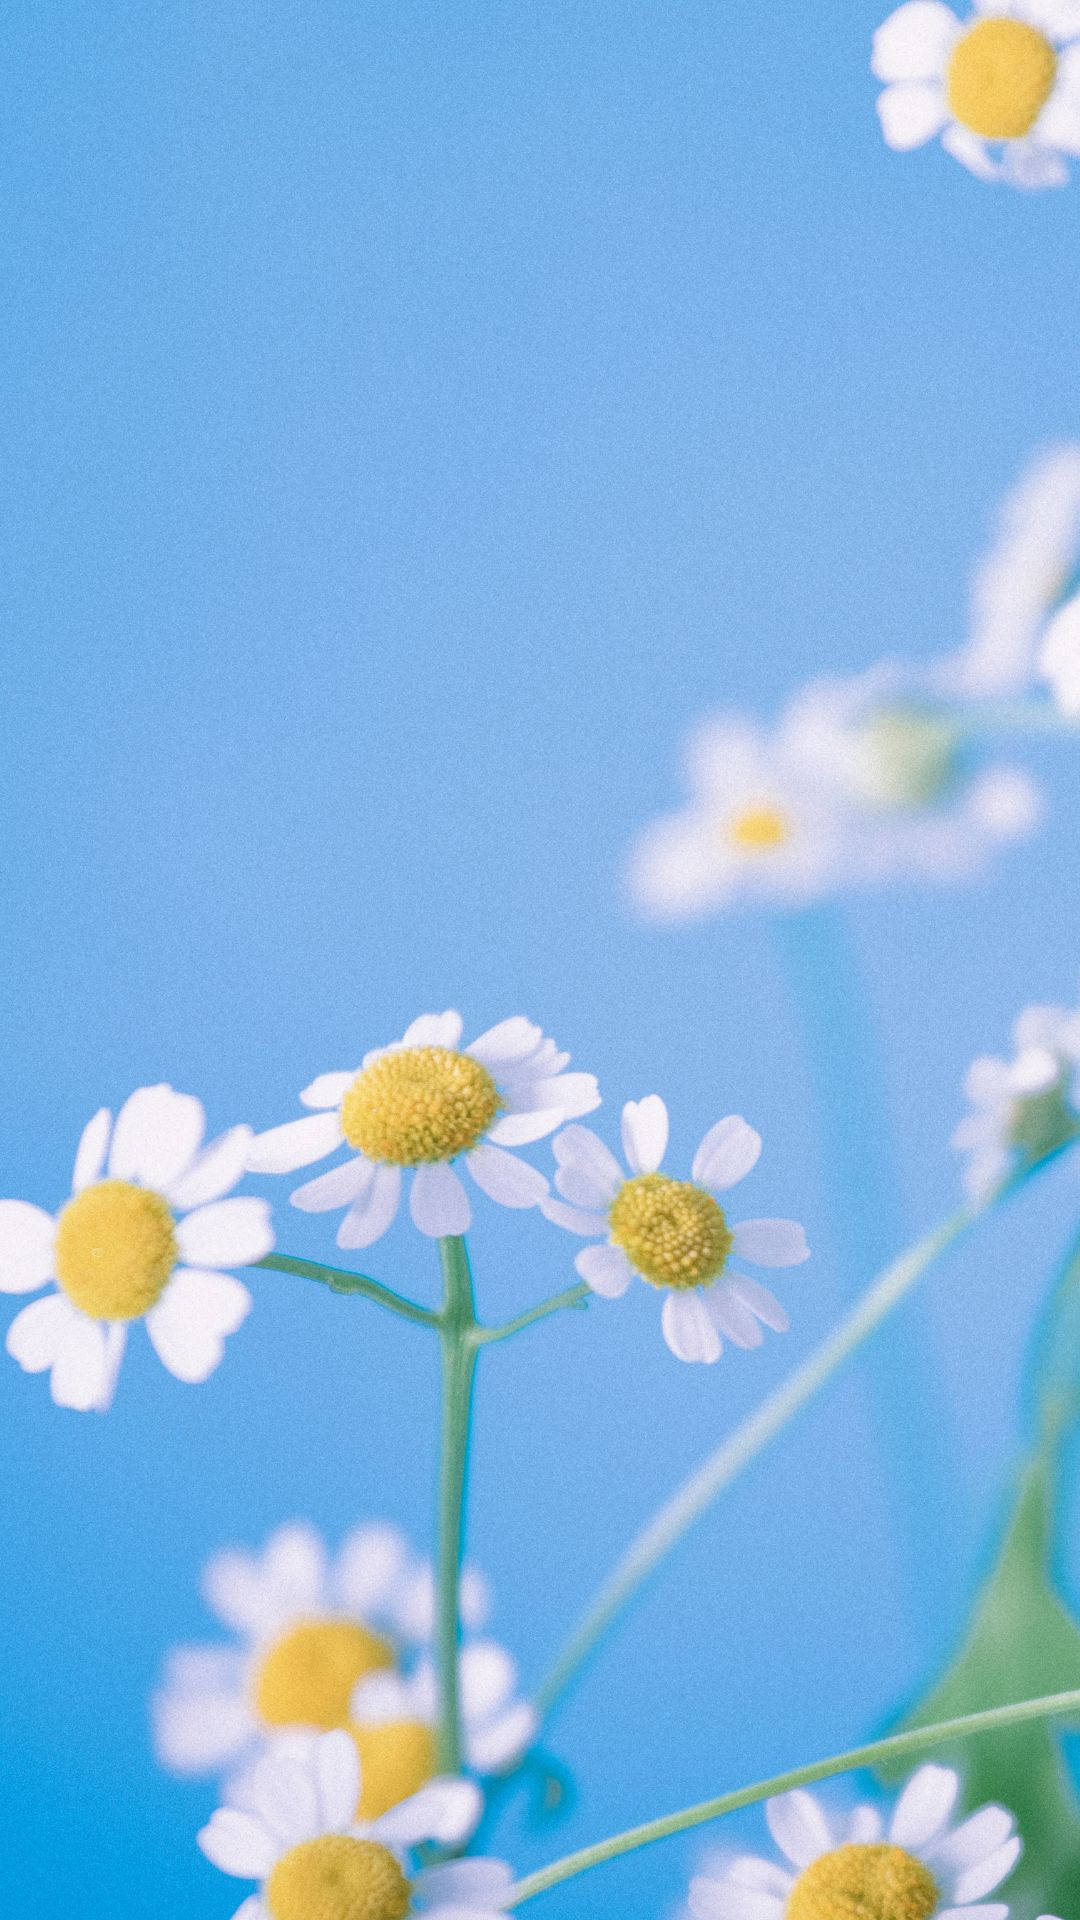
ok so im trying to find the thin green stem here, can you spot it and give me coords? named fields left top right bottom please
left=255, top=1253, right=439, bottom=1329
left=436, top=1234, right=478, bottom=1774
left=953, top=696, right=1076, bottom=740
left=507, top=1688, right=1080, bottom=1906
left=471, top=1284, right=590, bottom=1347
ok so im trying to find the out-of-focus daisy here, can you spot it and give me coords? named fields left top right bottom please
left=689, top=1764, right=1021, bottom=1920
left=542, top=1096, right=808, bottom=1365
left=873, top=0, right=1080, bottom=188
left=350, top=1639, right=537, bottom=1782
left=1039, top=589, right=1080, bottom=715
left=0, top=1086, right=269, bottom=1412
left=154, top=1521, right=489, bottom=1789
left=781, top=663, right=961, bottom=814
left=247, top=1014, right=599, bottom=1248
left=198, top=1728, right=509, bottom=1920
left=953, top=999, right=1080, bottom=1199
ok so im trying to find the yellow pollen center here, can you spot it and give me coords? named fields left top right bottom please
left=349, top=1719, right=438, bottom=1820
left=608, top=1173, right=733, bottom=1289
left=728, top=805, right=791, bottom=852
left=265, top=1835, right=411, bottom=1920
left=53, top=1179, right=178, bottom=1321
left=786, top=1844, right=939, bottom=1920
left=947, top=17, right=1057, bottom=139
left=253, top=1619, right=395, bottom=1730
left=340, top=1047, right=501, bottom=1165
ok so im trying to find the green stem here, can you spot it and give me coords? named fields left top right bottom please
left=471, top=1284, right=590, bottom=1347
left=507, top=1688, right=1080, bottom=1906
left=436, top=1234, right=478, bottom=1774
left=255, top=1253, right=439, bottom=1328
left=952, top=696, right=1076, bottom=739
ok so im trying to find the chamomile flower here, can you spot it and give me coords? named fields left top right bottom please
left=780, top=663, right=961, bottom=815
left=0, top=1085, right=270, bottom=1412
left=1038, top=589, right=1080, bottom=715
left=198, top=1728, right=509, bottom=1920
left=247, top=1014, right=599, bottom=1248
left=872, top=0, right=1080, bottom=188
left=350, top=1639, right=537, bottom=1779
left=953, top=999, right=1080, bottom=1200
left=154, top=1521, right=489, bottom=1789
left=689, top=1765, right=1021, bottom=1920
left=542, top=1097, right=808, bottom=1365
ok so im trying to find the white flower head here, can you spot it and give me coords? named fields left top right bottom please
left=246, top=1013, right=599, bottom=1248
left=953, top=998, right=1080, bottom=1199
left=542, top=1096, right=809, bottom=1365
left=351, top=1638, right=537, bottom=1778
left=873, top=0, right=1080, bottom=187
left=154, top=1520, right=490, bottom=1796
left=689, top=1764, right=1021, bottom=1920
left=0, top=1086, right=270, bottom=1412
left=198, top=1728, right=511, bottom=1920
left=1039, top=588, right=1080, bottom=715
left=780, top=662, right=962, bottom=815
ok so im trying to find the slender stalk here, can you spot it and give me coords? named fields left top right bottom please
left=435, top=1234, right=478, bottom=1773
left=507, top=1688, right=1080, bottom=1906
left=471, top=1284, right=590, bottom=1346
left=953, top=696, right=1076, bottom=740
left=255, top=1253, right=439, bottom=1328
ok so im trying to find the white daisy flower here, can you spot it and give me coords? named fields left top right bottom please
left=198, top=1727, right=510, bottom=1920
left=1038, top=588, right=1080, bottom=715
left=780, top=662, right=962, bottom=815
left=689, top=1764, right=1021, bottom=1920
left=350, top=1638, right=537, bottom=1779
left=246, top=1013, right=599, bottom=1249
left=953, top=999, right=1080, bottom=1199
left=0, top=1085, right=270, bottom=1412
left=154, top=1521, right=490, bottom=1797
left=873, top=0, right=1080, bottom=188
left=541, top=1096, right=808, bottom=1365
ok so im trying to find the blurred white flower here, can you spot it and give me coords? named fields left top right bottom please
left=542, top=1096, right=807, bottom=1365
left=351, top=1638, right=536, bottom=1778
left=0, top=1086, right=269, bottom=1412
left=197, top=1728, right=506, bottom=1920
left=247, top=1013, right=599, bottom=1248
left=953, top=998, right=1080, bottom=1199
left=1039, top=589, right=1080, bottom=715
left=689, top=1763, right=1020, bottom=1920
left=873, top=0, right=1080, bottom=187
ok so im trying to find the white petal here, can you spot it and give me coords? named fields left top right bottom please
left=72, top=1108, right=111, bottom=1192
left=145, top=1269, right=251, bottom=1382
left=197, top=1807, right=279, bottom=1878
left=229, top=1902, right=268, bottom=1920
left=847, top=1806, right=884, bottom=1843
left=705, top=1286, right=765, bottom=1348
left=952, top=1838, right=1022, bottom=1904
left=621, top=1096, right=669, bottom=1175
left=167, top=1128, right=253, bottom=1209
left=240, top=1753, right=320, bottom=1847
left=725, top=1274, right=790, bottom=1333
left=467, top=1701, right=537, bottom=1773
left=727, top=1858, right=795, bottom=1896
left=692, top=1116, right=762, bottom=1190
left=334, top=1522, right=409, bottom=1616
left=246, top=1111, right=343, bottom=1174
left=689, top=1880, right=784, bottom=1920
left=1035, top=81, right=1080, bottom=152
left=460, top=1642, right=516, bottom=1720
left=50, top=1312, right=111, bottom=1411
left=109, top=1084, right=205, bottom=1187
left=765, top=1789, right=832, bottom=1868
left=871, top=2, right=961, bottom=80
left=0, top=1201, right=55, bottom=1293
left=540, top=1196, right=608, bottom=1236
left=262, top=1523, right=328, bottom=1613
left=178, top=1198, right=273, bottom=1267
left=1002, top=139, right=1069, bottom=188
left=401, top=1010, right=465, bottom=1050
left=153, top=1680, right=254, bottom=1772
left=465, top=1144, right=548, bottom=1209
left=411, top=1162, right=472, bottom=1236
left=941, top=123, right=1000, bottom=178
left=6, top=1291, right=74, bottom=1370
left=300, top=1071, right=354, bottom=1110
left=337, top=1165, right=401, bottom=1248
left=575, top=1243, right=633, bottom=1297
left=889, top=1765, right=959, bottom=1849
left=876, top=79, right=949, bottom=147
left=1009, top=1045, right=1059, bottom=1094
left=413, top=1859, right=514, bottom=1907
left=373, top=1776, right=482, bottom=1846
left=938, top=1910, right=1007, bottom=1920
left=931, top=1806, right=1015, bottom=1881
left=732, top=1219, right=809, bottom=1267
left=487, top=1108, right=568, bottom=1146
left=522, top=1072, right=600, bottom=1122
left=964, top=1056, right=1010, bottom=1104
left=291, top=1156, right=374, bottom=1214
left=465, top=1016, right=542, bottom=1066
left=314, top=1729, right=361, bottom=1831
left=552, top=1125, right=623, bottom=1202
left=351, top=1670, right=416, bottom=1723
left=661, top=1290, right=722, bottom=1364
left=98, top=1322, right=127, bottom=1410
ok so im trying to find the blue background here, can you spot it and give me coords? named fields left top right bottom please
left=2, top=2, right=1080, bottom=1912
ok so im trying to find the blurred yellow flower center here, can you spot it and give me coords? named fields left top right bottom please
left=265, top=1835, right=410, bottom=1920
left=253, top=1619, right=394, bottom=1730
left=349, top=1718, right=437, bottom=1820
left=947, top=17, right=1056, bottom=139
left=787, top=1843, right=938, bottom=1920
left=340, top=1048, right=501, bottom=1165
left=54, top=1179, right=177, bottom=1321
left=609, top=1173, right=733, bottom=1289
left=727, top=805, right=791, bottom=852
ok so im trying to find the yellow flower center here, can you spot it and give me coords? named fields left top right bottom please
left=340, top=1047, right=501, bottom=1165
left=253, top=1619, right=394, bottom=1730
left=349, top=1719, right=438, bottom=1820
left=53, top=1179, right=178, bottom=1321
left=786, top=1843, right=938, bottom=1920
left=727, top=805, right=791, bottom=852
left=608, top=1173, right=733, bottom=1289
left=265, top=1836, right=410, bottom=1920
left=947, top=17, right=1057, bottom=140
